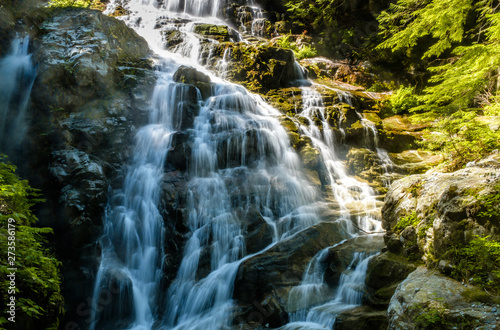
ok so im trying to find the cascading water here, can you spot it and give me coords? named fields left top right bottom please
left=94, top=1, right=320, bottom=329
left=0, top=35, right=36, bottom=158
left=356, top=111, right=396, bottom=187
left=91, top=0, right=388, bottom=329
left=284, top=250, right=378, bottom=329
left=91, top=66, right=189, bottom=329
left=163, top=82, right=321, bottom=329
left=292, top=87, right=382, bottom=234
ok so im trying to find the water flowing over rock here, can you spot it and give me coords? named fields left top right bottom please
left=0, top=35, right=36, bottom=161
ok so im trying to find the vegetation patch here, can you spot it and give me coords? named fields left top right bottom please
left=276, top=34, right=318, bottom=60
left=446, top=235, right=500, bottom=294
left=0, top=156, right=64, bottom=329
left=394, top=211, right=419, bottom=233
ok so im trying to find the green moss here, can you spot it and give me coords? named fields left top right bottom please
left=418, top=222, right=432, bottom=239
left=477, top=182, right=500, bottom=220
left=405, top=180, right=423, bottom=198
left=411, top=304, right=447, bottom=329
left=394, top=211, right=419, bottom=233
left=462, top=288, right=496, bottom=304
left=300, top=144, right=320, bottom=168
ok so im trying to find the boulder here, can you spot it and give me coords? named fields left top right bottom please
left=234, top=222, right=347, bottom=327
left=364, top=252, right=417, bottom=308
left=334, top=306, right=388, bottom=330
left=243, top=207, right=275, bottom=254
left=379, top=115, right=424, bottom=153
left=159, top=170, right=189, bottom=288
left=388, top=267, right=500, bottom=329
left=193, top=23, right=230, bottom=42
left=173, top=65, right=213, bottom=101
left=382, top=155, right=500, bottom=265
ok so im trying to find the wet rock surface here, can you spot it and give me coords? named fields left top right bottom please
left=25, top=8, right=156, bottom=327
left=234, top=222, right=347, bottom=327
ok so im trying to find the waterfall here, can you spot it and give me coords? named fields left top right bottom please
left=163, top=81, right=320, bottom=330
left=90, top=0, right=387, bottom=328
left=90, top=68, right=189, bottom=329
left=293, top=87, right=382, bottom=234
left=356, top=111, right=396, bottom=187
left=285, top=247, right=379, bottom=329
left=0, top=35, right=36, bottom=158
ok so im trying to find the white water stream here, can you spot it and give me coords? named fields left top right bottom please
left=0, top=35, right=36, bottom=158
left=90, top=1, right=385, bottom=329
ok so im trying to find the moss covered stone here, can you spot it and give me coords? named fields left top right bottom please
left=193, top=23, right=230, bottom=42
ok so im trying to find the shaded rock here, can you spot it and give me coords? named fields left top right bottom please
left=159, top=170, right=189, bottom=288
left=364, top=252, right=417, bottom=308
left=243, top=207, right=275, bottom=254
left=166, top=132, right=191, bottom=171
left=173, top=65, right=212, bottom=100
left=0, top=7, right=15, bottom=57
left=334, top=306, right=388, bottom=330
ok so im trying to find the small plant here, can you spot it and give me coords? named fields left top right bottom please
left=0, top=156, right=64, bottom=329
left=447, top=235, right=500, bottom=294
left=411, top=304, right=447, bottom=329
left=394, top=211, right=419, bottom=233
left=477, top=183, right=500, bottom=219
left=419, top=110, right=500, bottom=171
left=276, top=34, right=318, bottom=60
left=390, top=85, right=419, bottom=114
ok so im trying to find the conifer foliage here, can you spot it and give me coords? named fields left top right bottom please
left=378, top=0, right=500, bottom=112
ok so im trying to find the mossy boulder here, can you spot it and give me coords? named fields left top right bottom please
left=346, top=148, right=382, bottom=181
left=265, top=87, right=303, bottom=114
left=388, top=267, right=500, bottom=329
left=226, top=43, right=300, bottom=91
left=193, top=23, right=230, bottom=42
left=390, top=150, right=443, bottom=174
left=379, top=115, right=425, bottom=153
left=334, top=306, right=388, bottom=330
left=364, top=252, right=417, bottom=308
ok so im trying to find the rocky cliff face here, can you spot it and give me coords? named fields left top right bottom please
left=13, top=7, right=156, bottom=327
